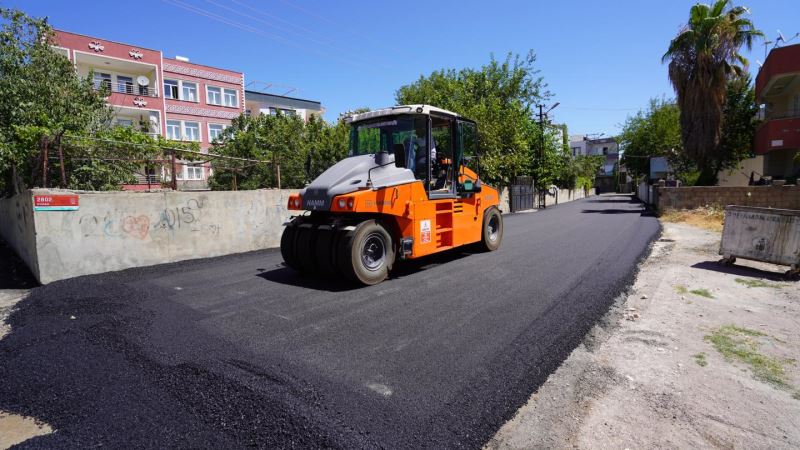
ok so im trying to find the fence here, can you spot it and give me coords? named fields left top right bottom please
left=636, top=182, right=800, bottom=211
left=23, top=135, right=272, bottom=193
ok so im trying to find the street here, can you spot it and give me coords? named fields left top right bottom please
left=0, top=194, right=659, bottom=448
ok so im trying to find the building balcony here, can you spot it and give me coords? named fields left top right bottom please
left=756, top=44, right=800, bottom=101
left=93, top=81, right=159, bottom=98
left=755, top=116, right=800, bottom=154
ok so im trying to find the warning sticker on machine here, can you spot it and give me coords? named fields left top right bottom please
left=420, top=219, right=431, bottom=244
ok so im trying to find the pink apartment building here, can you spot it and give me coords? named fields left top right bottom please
left=52, top=30, right=245, bottom=190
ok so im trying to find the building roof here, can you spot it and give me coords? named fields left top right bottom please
left=245, top=90, right=321, bottom=110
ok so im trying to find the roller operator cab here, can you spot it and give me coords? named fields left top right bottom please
left=281, top=105, right=503, bottom=285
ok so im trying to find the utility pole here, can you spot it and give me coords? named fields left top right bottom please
left=535, top=102, right=559, bottom=208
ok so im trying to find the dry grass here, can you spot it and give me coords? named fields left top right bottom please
left=660, top=206, right=725, bottom=232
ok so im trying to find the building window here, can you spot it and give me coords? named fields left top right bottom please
left=602, top=147, right=609, bottom=156
left=208, top=124, right=225, bottom=141
left=164, top=80, right=179, bottom=99
left=185, top=164, right=204, bottom=180
left=93, top=72, right=111, bottom=91
left=183, top=121, right=200, bottom=141
left=223, top=89, right=238, bottom=107
left=116, top=119, right=134, bottom=127
left=166, top=120, right=182, bottom=140
left=206, top=86, right=221, bottom=105
left=116, top=76, right=133, bottom=94
left=181, top=81, right=197, bottom=102
left=268, top=107, right=295, bottom=116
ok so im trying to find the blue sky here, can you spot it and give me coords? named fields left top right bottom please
left=12, top=0, right=800, bottom=136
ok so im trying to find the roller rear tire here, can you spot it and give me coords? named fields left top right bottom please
left=338, top=220, right=394, bottom=285
left=280, top=224, right=299, bottom=270
left=315, top=226, right=339, bottom=277
left=295, top=225, right=318, bottom=274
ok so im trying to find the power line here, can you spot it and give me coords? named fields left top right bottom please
left=162, top=0, right=375, bottom=71
left=205, top=0, right=378, bottom=69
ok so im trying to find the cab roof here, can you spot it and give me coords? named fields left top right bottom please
left=346, top=105, right=463, bottom=123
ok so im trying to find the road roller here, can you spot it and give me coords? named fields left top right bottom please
left=281, top=105, right=503, bottom=285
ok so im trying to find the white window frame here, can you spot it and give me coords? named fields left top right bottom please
left=206, top=86, right=222, bottom=105
left=178, top=162, right=204, bottom=181
left=208, top=123, right=226, bottom=142
left=164, top=79, right=179, bottom=99
left=166, top=120, right=182, bottom=140
left=180, top=81, right=198, bottom=102
left=182, top=121, right=200, bottom=142
left=185, top=164, right=204, bottom=180
left=223, top=88, right=238, bottom=107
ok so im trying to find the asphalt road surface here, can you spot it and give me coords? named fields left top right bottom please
left=0, top=194, right=660, bottom=448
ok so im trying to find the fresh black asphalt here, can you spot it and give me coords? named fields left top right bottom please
left=0, top=193, right=660, bottom=448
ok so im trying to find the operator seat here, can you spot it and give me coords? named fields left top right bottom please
left=393, top=143, right=406, bottom=168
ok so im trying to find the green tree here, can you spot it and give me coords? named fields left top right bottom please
left=618, top=98, right=684, bottom=180
left=662, top=0, right=762, bottom=185
left=210, top=112, right=348, bottom=190
left=0, top=7, right=112, bottom=194
left=718, top=74, right=758, bottom=173
left=305, top=115, right=349, bottom=180
left=61, top=127, right=190, bottom=191
left=395, top=51, right=552, bottom=185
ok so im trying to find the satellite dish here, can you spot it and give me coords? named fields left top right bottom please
left=136, top=75, right=150, bottom=86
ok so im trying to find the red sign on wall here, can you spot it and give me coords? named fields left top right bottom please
left=33, top=195, right=79, bottom=211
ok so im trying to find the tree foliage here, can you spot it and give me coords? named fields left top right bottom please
left=208, top=113, right=350, bottom=190
left=618, top=97, right=683, bottom=179
left=0, top=7, right=112, bottom=194
left=662, top=0, right=762, bottom=185
left=620, top=75, right=758, bottom=186
left=395, top=51, right=559, bottom=186
left=718, top=74, right=758, bottom=172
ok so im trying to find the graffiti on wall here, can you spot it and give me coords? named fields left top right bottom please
left=78, top=196, right=221, bottom=240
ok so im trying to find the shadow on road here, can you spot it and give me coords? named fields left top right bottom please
left=0, top=239, right=37, bottom=290
left=256, top=266, right=359, bottom=292
left=691, top=261, right=796, bottom=282
left=257, top=246, right=476, bottom=289
left=586, top=197, right=640, bottom=204
left=390, top=247, right=474, bottom=279
left=581, top=208, right=645, bottom=215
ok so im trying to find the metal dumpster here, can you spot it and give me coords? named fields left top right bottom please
left=719, top=205, right=800, bottom=278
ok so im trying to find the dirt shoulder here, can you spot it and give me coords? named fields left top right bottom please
left=487, top=222, right=800, bottom=449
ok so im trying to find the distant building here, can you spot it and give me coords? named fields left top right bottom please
left=52, top=30, right=246, bottom=190
left=568, top=135, right=619, bottom=175
left=245, top=91, right=323, bottom=122
left=754, top=42, right=800, bottom=182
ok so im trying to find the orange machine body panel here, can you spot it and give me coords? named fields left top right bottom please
left=289, top=167, right=500, bottom=259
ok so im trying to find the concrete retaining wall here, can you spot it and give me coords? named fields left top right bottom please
left=496, top=186, right=596, bottom=212
left=1, top=189, right=297, bottom=284
left=543, top=187, right=596, bottom=207
left=0, top=193, right=39, bottom=278
left=657, top=185, right=800, bottom=211
left=2, top=184, right=600, bottom=284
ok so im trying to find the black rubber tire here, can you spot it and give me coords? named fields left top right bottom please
left=337, top=220, right=394, bottom=285
left=315, top=226, right=338, bottom=277
left=478, top=207, right=503, bottom=251
left=295, top=225, right=318, bottom=274
left=280, top=224, right=299, bottom=270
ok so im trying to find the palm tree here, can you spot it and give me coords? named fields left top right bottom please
left=663, top=0, right=762, bottom=185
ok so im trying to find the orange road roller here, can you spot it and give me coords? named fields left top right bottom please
left=281, top=105, right=503, bottom=285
